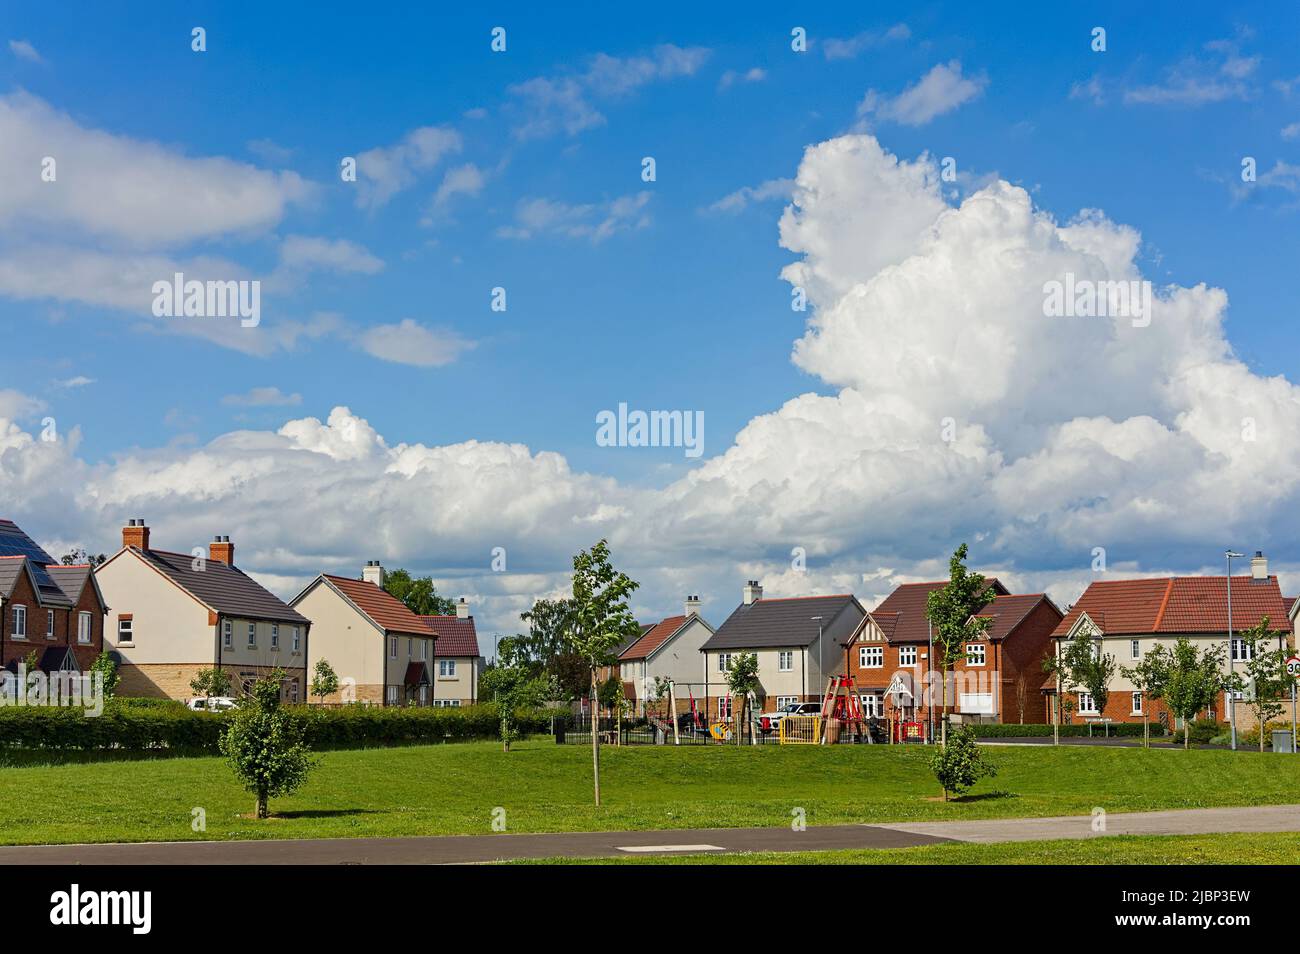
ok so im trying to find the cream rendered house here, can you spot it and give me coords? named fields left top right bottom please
left=419, top=598, right=483, bottom=706
left=699, top=582, right=866, bottom=720
left=292, top=562, right=439, bottom=706
left=95, top=520, right=311, bottom=701
left=616, top=596, right=715, bottom=714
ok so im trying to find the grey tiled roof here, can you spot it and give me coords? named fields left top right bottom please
left=700, top=595, right=863, bottom=650
left=46, top=565, right=91, bottom=603
left=134, top=549, right=309, bottom=625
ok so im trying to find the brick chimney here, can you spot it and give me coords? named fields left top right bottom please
left=1251, top=550, right=1268, bottom=582
left=743, top=580, right=763, bottom=605
left=363, top=561, right=385, bottom=588
left=685, top=594, right=701, bottom=618
left=122, top=518, right=150, bottom=552
left=456, top=597, right=470, bottom=619
left=209, top=535, right=234, bottom=566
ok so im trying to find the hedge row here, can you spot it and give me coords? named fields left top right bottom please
left=0, top=702, right=559, bottom=753
left=969, top=722, right=1158, bottom=738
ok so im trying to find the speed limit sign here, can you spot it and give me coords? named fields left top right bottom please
left=1287, top=656, right=1300, bottom=679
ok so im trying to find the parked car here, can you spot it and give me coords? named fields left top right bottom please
left=759, top=701, right=822, bottom=734
left=187, top=696, right=239, bottom=712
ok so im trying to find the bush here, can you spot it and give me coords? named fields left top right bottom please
left=929, top=726, right=996, bottom=800
left=0, top=702, right=556, bottom=754
left=968, top=722, right=1152, bottom=738
left=1187, top=719, right=1222, bottom=744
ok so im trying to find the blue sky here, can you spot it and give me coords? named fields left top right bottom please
left=3, top=2, right=1300, bottom=634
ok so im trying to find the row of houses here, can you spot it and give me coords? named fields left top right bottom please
left=0, top=518, right=482, bottom=706
left=610, top=565, right=1296, bottom=732
left=2, top=514, right=1293, bottom=726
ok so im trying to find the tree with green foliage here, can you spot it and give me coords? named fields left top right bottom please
left=218, top=669, right=315, bottom=818
left=1047, top=627, right=1117, bottom=733
left=88, top=650, right=120, bottom=701
left=382, top=568, right=456, bottom=616
left=478, top=636, right=546, bottom=752
left=597, top=672, right=624, bottom=714
left=1121, top=649, right=1169, bottom=747
left=310, top=658, right=340, bottom=704
left=1237, top=617, right=1291, bottom=752
left=929, top=725, right=996, bottom=801
left=59, top=548, right=106, bottom=567
left=567, top=539, right=641, bottom=806
left=519, top=598, right=576, bottom=668
left=926, top=544, right=996, bottom=747
left=1144, top=638, right=1237, bottom=749
left=725, top=652, right=761, bottom=746
left=189, top=667, right=232, bottom=702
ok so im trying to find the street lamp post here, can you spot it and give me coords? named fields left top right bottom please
left=810, top=617, right=824, bottom=703
left=1226, top=550, right=1244, bottom=752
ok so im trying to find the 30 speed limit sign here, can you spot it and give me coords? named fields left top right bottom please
left=1288, top=656, right=1300, bottom=679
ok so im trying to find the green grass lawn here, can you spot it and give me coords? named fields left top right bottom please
left=2, top=740, right=1300, bottom=845
left=516, top=833, right=1300, bottom=865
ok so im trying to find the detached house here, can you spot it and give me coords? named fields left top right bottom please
left=614, top=596, right=715, bottom=714
left=418, top=597, right=484, bottom=707
left=0, top=519, right=108, bottom=674
left=292, top=561, right=438, bottom=706
left=95, top=520, right=311, bottom=701
left=847, top=579, right=1062, bottom=725
left=700, top=581, right=866, bottom=721
left=1049, top=553, right=1294, bottom=729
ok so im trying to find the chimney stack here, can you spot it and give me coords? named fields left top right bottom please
left=685, top=594, right=701, bottom=618
left=209, top=535, right=234, bottom=566
left=1251, top=550, right=1268, bottom=582
left=743, top=580, right=763, bottom=606
left=456, top=597, right=470, bottom=620
left=122, top=518, right=150, bottom=552
left=363, top=561, right=385, bottom=588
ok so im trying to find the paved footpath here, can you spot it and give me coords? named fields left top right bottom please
left=0, top=805, right=1296, bottom=864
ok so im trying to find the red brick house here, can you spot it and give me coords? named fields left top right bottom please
left=846, top=579, right=1063, bottom=727
left=0, top=519, right=108, bottom=675
left=1047, top=555, right=1295, bottom=729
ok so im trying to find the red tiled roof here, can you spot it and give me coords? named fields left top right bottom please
left=404, top=661, right=430, bottom=686
left=867, top=578, right=1010, bottom=643
left=620, top=615, right=687, bottom=660
left=323, top=575, right=430, bottom=636
left=418, top=615, right=480, bottom=657
left=1052, top=576, right=1294, bottom=638
left=973, top=594, right=1055, bottom=639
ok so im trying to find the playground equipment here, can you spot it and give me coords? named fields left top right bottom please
left=779, top=715, right=822, bottom=744
left=819, top=673, right=865, bottom=744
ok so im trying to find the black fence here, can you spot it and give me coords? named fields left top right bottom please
left=552, top=715, right=883, bottom=745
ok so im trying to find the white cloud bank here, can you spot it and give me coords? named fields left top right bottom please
left=3, top=134, right=1297, bottom=634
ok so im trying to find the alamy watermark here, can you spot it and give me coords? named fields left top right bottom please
left=151, top=272, right=261, bottom=328
left=0, top=665, right=105, bottom=716
left=1042, top=273, right=1151, bottom=328
left=596, top=402, right=704, bottom=459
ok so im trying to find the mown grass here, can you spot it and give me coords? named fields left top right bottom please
left=1, top=739, right=1298, bottom=845
left=515, top=833, right=1300, bottom=865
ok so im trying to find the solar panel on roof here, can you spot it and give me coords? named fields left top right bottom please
left=0, top=523, right=65, bottom=597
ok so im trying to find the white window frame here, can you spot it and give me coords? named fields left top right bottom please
left=1077, top=691, right=1098, bottom=715
left=390, top=636, right=397, bottom=658
left=77, top=611, right=92, bottom=644
left=439, top=659, right=456, bottom=678
left=407, top=637, right=413, bottom=657
left=717, top=694, right=733, bottom=719
left=271, top=623, right=279, bottom=650
left=859, top=645, right=884, bottom=669
left=1130, top=639, right=1140, bottom=660
left=433, top=698, right=461, bottom=708
left=246, top=622, right=256, bottom=648
left=291, top=626, right=300, bottom=652
left=118, top=617, right=134, bottom=645
left=778, top=650, right=793, bottom=672
left=47, top=609, right=55, bottom=639
left=775, top=695, right=799, bottom=709
left=1231, top=638, right=1254, bottom=662
left=966, top=644, right=986, bottom=666
left=899, top=646, right=917, bottom=666
left=420, top=640, right=427, bottom=660
left=386, top=685, right=398, bottom=705
left=860, top=694, right=883, bottom=718
left=1131, top=691, right=1143, bottom=714
left=223, top=619, right=232, bottom=648
left=717, top=652, right=732, bottom=673
left=12, top=605, right=26, bottom=639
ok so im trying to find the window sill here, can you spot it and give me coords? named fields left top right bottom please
left=117, top=642, right=135, bottom=649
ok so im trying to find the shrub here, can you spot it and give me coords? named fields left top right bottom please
left=1187, top=718, right=1222, bottom=744
left=967, top=722, right=1151, bottom=738
left=929, top=726, right=996, bottom=801
left=0, top=701, right=555, bottom=755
